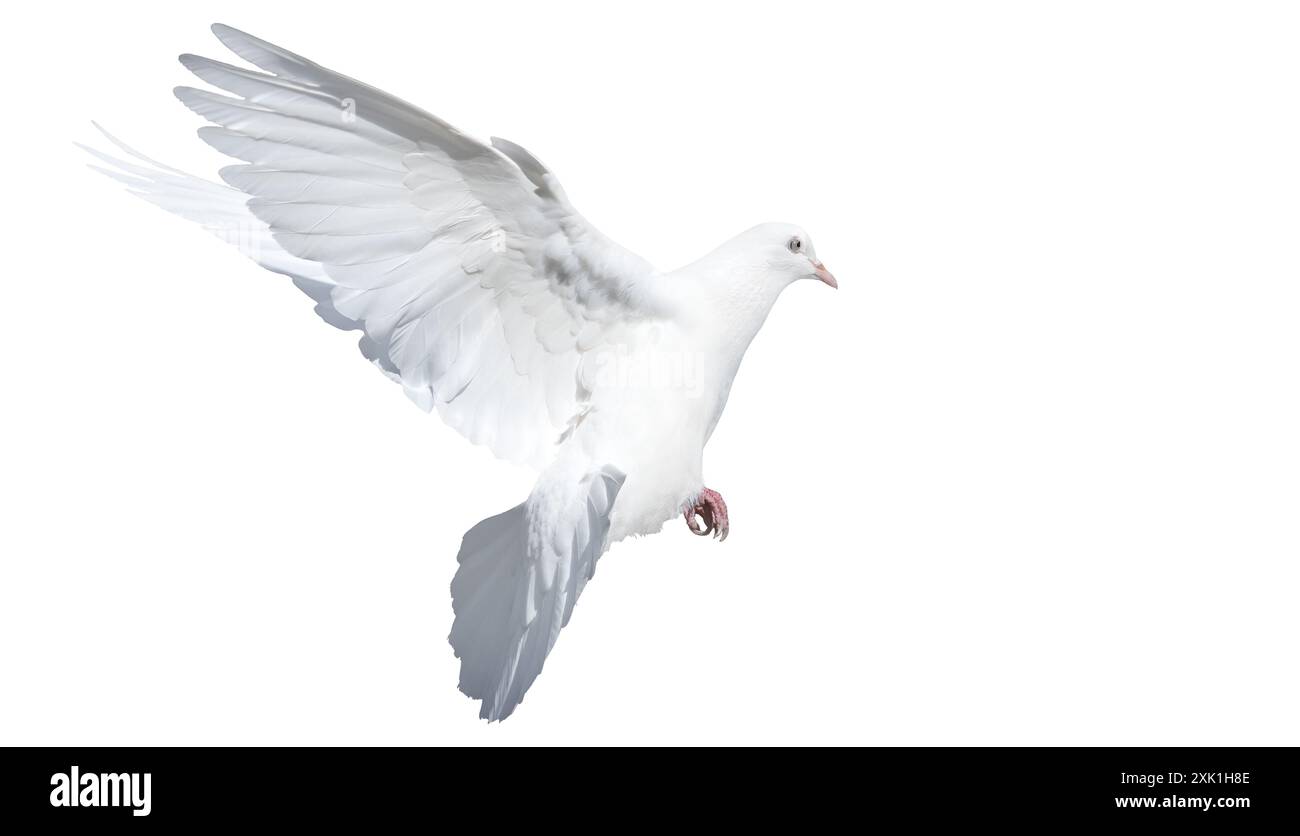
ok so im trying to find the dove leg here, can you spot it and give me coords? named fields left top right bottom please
left=684, top=488, right=729, bottom=541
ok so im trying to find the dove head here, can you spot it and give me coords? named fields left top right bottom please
left=693, top=222, right=835, bottom=311
left=761, top=222, right=836, bottom=289
left=708, top=222, right=837, bottom=294
left=682, top=222, right=836, bottom=349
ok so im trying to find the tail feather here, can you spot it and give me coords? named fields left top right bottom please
left=450, top=465, right=624, bottom=721
left=449, top=504, right=529, bottom=700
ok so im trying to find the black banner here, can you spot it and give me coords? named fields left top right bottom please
left=0, top=747, right=1292, bottom=825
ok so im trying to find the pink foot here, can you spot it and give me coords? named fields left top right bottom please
left=684, top=488, right=729, bottom=541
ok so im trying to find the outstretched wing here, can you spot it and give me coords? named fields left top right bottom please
left=96, top=24, right=672, bottom=468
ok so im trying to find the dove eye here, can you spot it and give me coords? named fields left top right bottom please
left=788, top=237, right=803, bottom=254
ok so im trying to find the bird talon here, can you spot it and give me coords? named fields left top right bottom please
left=683, top=488, right=729, bottom=542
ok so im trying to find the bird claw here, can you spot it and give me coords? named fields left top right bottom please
left=683, top=488, right=729, bottom=542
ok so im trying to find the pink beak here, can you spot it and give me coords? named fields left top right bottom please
left=813, top=260, right=838, bottom=289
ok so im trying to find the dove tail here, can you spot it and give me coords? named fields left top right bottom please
left=449, top=464, right=625, bottom=721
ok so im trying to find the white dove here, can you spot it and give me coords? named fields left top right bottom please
left=85, top=24, right=837, bottom=721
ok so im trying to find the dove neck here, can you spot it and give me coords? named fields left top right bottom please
left=685, top=272, right=786, bottom=381
left=683, top=278, right=781, bottom=445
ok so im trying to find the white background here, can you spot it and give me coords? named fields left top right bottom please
left=2, top=1, right=1297, bottom=745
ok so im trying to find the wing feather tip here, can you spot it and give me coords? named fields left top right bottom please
left=178, top=52, right=200, bottom=69
left=210, top=22, right=240, bottom=40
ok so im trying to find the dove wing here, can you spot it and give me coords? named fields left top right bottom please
left=110, top=24, right=671, bottom=468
